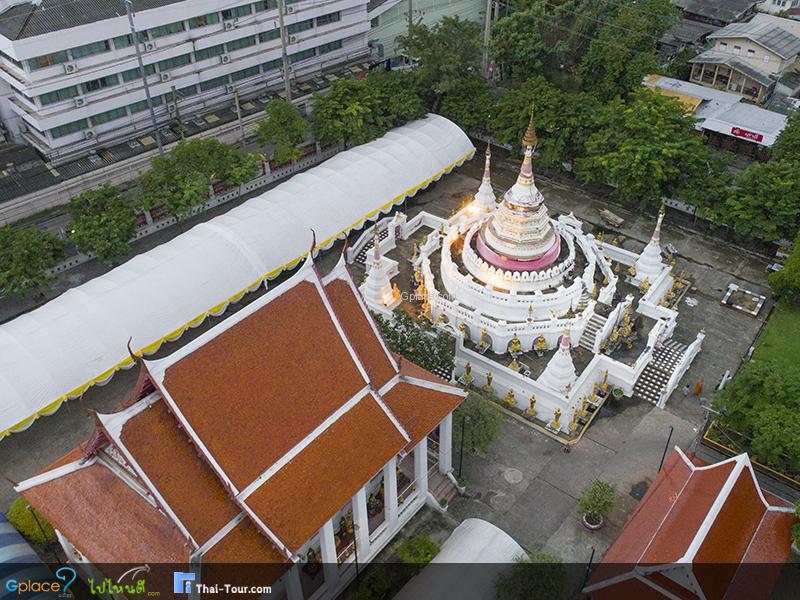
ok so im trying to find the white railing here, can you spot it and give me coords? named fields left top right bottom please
left=657, top=330, right=705, bottom=409
left=346, top=215, right=396, bottom=264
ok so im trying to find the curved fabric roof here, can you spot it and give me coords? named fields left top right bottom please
left=0, top=114, right=474, bottom=440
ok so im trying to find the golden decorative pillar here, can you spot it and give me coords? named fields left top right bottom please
left=592, top=282, right=599, bottom=300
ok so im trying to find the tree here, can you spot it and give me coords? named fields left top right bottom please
left=771, top=111, right=800, bottom=161
left=577, top=88, right=711, bottom=208
left=6, top=497, right=57, bottom=546
left=398, top=16, right=482, bottom=111
left=494, top=551, right=566, bottom=600
left=769, top=234, right=800, bottom=303
left=364, top=70, right=426, bottom=131
left=453, top=392, right=503, bottom=455
left=491, top=4, right=550, bottom=83
left=579, top=479, right=616, bottom=525
left=374, top=311, right=454, bottom=376
left=68, top=185, right=137, bottom=263
left=718, top=159, right=800, bottom=241
left=439, top=75, right=496, bottom=134
left=0, top=226, right=64, bottom=297
left=578, top=0, right=678, bottom=100
left=662, top=48, right=698, bottom=80
left=492, top=77, right=563, bottom=152
left=256, top=99, right=309, bottom=166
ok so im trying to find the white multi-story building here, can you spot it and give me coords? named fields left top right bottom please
left=0, top=0, right=371, bottom=161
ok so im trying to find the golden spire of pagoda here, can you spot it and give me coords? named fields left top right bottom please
left=522, top=108, right=537, bottom=148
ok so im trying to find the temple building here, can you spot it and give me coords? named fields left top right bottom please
left=583, top=448, right=797, bottom=599
left=16, top=252, right=466, bottom=599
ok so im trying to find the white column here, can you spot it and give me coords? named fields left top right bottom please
left=352, top=487, right=371, bottom=556
left=414, top=437, right=429, bottom=499
left=383, top=457, right=398, bottom=530
left=319, top=519, right=340, bottom=591
left=438, top=414, right=453, bottom=474
left=284, top=565, right=304, bottom=600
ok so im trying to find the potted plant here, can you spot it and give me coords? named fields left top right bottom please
left=438, top=498, right=449, bottom=510
left=579, top=479, right=616, bottom=530
left=612, top=387, right=624, bottom=401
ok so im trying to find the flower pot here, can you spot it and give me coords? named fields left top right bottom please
left=582, top=513, right=604, bottom=531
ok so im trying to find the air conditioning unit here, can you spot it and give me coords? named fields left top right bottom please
left=74, top=97, right=86, bottom=108
left=289, top=35, right=297, bottom=44
left=160, top=72, right=171, bottom=82
left=220, top=54, right=231, bottom=64
left=64, top=63, right=78, bottom=74
left=287, top=5, right=295, bottom=13
left=224, top=20, right=238, bottom=31
left=225, top=84, right=235, bottom=94
left=84, top=129, right=96, bottom=139
left=144, top=41, right=157, bottom=52
left=167, top=103, right=177, bottom=113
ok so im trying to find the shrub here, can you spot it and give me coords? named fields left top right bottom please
left=6, top=497, right=57, bottom=546
left=344, top=572, right=390, bottom=600
left=579, top=479, right=616, bottom=525
left=494, top=551, right=565, bottom=600
left=397, top=536, right=440, bottom=574
left=453, top=392, right=503, bottom=455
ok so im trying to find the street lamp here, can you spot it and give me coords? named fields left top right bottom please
left=457, top=414, right=471, bottom=479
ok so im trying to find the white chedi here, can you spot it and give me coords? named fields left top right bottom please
left=634, top=204, right=667, bottom=283
left=474, top=144, right=496, bottom=212
left=361, top=234, right=399, bottom=312
left=537, top=330, right=577, bottom=394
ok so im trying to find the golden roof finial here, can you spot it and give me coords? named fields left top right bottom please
left=522, top=107, right=537, bottom=148
left=485, top=142, right=492, bottom=157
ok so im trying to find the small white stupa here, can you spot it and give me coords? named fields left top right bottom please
left=474, top=144, right=496, bottom=212
left=537, top=330, right=577, bottom=394
left=361, top=232, right=400, bottom=313
left=634, top=203, right=667, bottom=283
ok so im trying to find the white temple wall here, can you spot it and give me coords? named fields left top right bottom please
left=657, top=330, right=705, bottom=409
left=597, top=241, right=640, bottom=266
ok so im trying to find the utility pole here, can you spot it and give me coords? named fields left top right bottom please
left=124, top=0, right=163, bottom=154
left=482, top=0, right=492, bottom=78
left=407, top=0, right=413, bottom=37
left=171, top=85, right=183, bottom=138
left=234, top=91, right=245, bottom=149
left=277, top=0, right=292, bottom=102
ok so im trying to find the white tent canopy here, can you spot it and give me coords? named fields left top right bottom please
left=0, top=114, right=474, bottom=439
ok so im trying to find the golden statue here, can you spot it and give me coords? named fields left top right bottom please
left=417, top=279, right=426, bottom=298
left=436, top=312, right=446, bottom=325
left=526, top=395, right=536, bottom=417
left=640, top=277, right=650, bottom=293
left=609, top=327, right=620, bottom=343
left=392, top=282, right=401, bottom=300
left=509, top=335, right=522, bottom=353
left=569, top=409, right=578, bottom=433
left=603, top=274, right=609, bottom=286
left=666, top=288, right=675, bottom=300
left=592, top=282, right=600, bottom=300
left=549, top=408, right=561, bottom=430
left=411, top=242, right=419, bottom=262
left=580, top=397, right=589, bottom=418
left=420, top=233, right=428, bottom=246
left=509, top=357, right=521, bottom=372
left=596, top=231, right=605, bottom=243
left=414, top=267, right=421, bottom=283
left=458, top=322, right=468, bottom=337
left=482, top=371, right=493, bottom=393
left=611, top=236, right=620, bottom=247
left=601, top=370, right=609, bottom=392
left=439, top=223, right=445, bottom=236
left=620, top=320, right=632, bottom=339
left=534, top=335, right=547, bottom=352
left=462, top=362, right=474, bottom=384
left=627, top=264, right=637, bottom=277
left=659, top=298, right=669, bottom=307
left=480, top=328, right=489, bottom=348
left=614, top=262, right=621, bottom=275
left=503, top=389, right=516, bottom=407
left=591, top=382, right=599, bottom=402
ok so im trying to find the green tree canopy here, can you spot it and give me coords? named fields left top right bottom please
left=769, top=234, right=800, bottom=303
left=770, top=111, right=800, bottom=161
left=491, top=3, right=550, bottom=83
left=439, top=74, right=496, bottom=134
left=494, top=551, right=566, bottom=600
left=577, top=88, right=710, bottom=207
left=256, top=99, right=309, bottom=166
left=0, top=226, right=64, bottom=297
left=453, top=392, right=503, bottom=455
left=398, top=16, right=482, bottom=111
left=68, top=185, right=137, bottom=263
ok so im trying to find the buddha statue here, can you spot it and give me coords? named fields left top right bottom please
left=596, top=231, right=605, bottom=243
left=592, top=282, right=599, bottom=299
left=503, top=389, right=516, bottom=407
left=580, top=397, right=589, bottom=418
left=411, top=242, right=419, bottom=262
left=509, top=335, right=522, bottom=353
left=480, top=328, right=489, bottom=348
left=614, top=262, right=621, bottom=275
left=534, top=335, right=547, bottom=352
left=611, top=237, right=620, bottom=247
left=482, top=371, right=493, bottom=393
left=549, top=408, right=561, bottom=431
left=392, top=282, right=401, bottom=300
left=458, top=322, right=467, bottom=337
left=462, top=362, right=474, bottom=384
left=569, top=409, right=578, bottom=433
left=509, top=358, right=521, bottom=372
left=526, top=395, right=536, bottom=417
left=436, top=312, right=446, bottom=325
left=603, top=274, right=609, bottom=286
left=641, top=277, right=650, bottom=293
left=627, top=264, right=637, bottom=278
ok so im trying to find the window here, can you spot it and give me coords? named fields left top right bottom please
left=157, top=54, right=192, bottom=71
left=260, top=28, right=281, bottom=43
left=255, top=0, right=277, bottom=11
left=231, top=65, right=260, bottom=81
left=288, top=19, right=314, bottom=35
left=27, top=51, right=69, bottom=70
left=290, top=48, right=315, bottom=63
left=51, top=119, right=88, bottom=138
left=719, top=42, right=727, bottom=50
left=371, top=17, right=379, bottom=28
left=733, top=45, right=741, bottom=55
left=764, top=54, right=771, bottom=63
left=199, top=75, right=230, bottom=91
left=149, top=21, right=185, bottom=38
left=262, top=58, right=282, bottom=72
left=71, top=40, right=110, bottom=59
left=113, top=32, right=148, bottom=49
left=121, top=64, right=156, bottom=82
left=222, top=5, right=252, bottom=20
left=176, top=84, right=198, bottom=98
left=189, top=13, right=221, bottom=29
left=317, top=40, right=342, bottom=55
left=91, top=106, right=128, bottom=126
left=316, top=12, right=340, bottom=26
left=81, top=74, right=120, bottom=94
left=129, top=96, right=163, bottom=113
left=39, top=86, right=79, bottom=106
left=0, top=50, right=22, bottom=69
left=226, top=36, right=256, bottom=52
left=747, top=49, right=755, bottom=58
left=194, top=44, right=226, bottom=61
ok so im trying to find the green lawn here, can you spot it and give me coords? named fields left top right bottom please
left=751, top=302, right=800, bottom=368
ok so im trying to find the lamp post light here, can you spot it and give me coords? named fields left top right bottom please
left=457, top=414, right=471, bottom=479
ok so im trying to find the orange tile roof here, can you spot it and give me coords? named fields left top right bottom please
left=587, top=575, right=669, bottom=600
left=202, top=518, right=289, bottom=567
left=162, top=280, right=367, bottom=489
left=382, top=380, right=464, bottom=447
left=22, top=462, right=190, bottom=564
left=245, top=397, right=407, bottom=552
left=325, top=278, right=396, bottom=388
left=120, top=401, right=241, bottom=546
left=396, top=354, right=447, bottom=384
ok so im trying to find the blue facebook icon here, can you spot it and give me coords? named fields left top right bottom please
left=173, top=572, right=196, bottom=594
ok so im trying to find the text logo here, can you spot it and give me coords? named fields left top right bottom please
left=173, top=572, right=195, bottom=594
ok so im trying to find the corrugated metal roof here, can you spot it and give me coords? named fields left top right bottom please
left=674, top=0, right=757, bottom=24
left=689, top=50, right=775, bottom=86
left=0, top=0, right=184, bottom=40
left=708, top=21, right=800, bottom=59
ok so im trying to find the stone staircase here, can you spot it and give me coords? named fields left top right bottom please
left=633, top=340, right=688, bottom=405
left=577, top=288, right=592, bottom=311
left=355, top=228, right=390, bottom=264
left=579, top=313, right=607, bottom=351
left=428, top=466, right=458, bottom=506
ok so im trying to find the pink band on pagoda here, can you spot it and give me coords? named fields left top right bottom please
left=476, top=235, right=561, bottom=271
